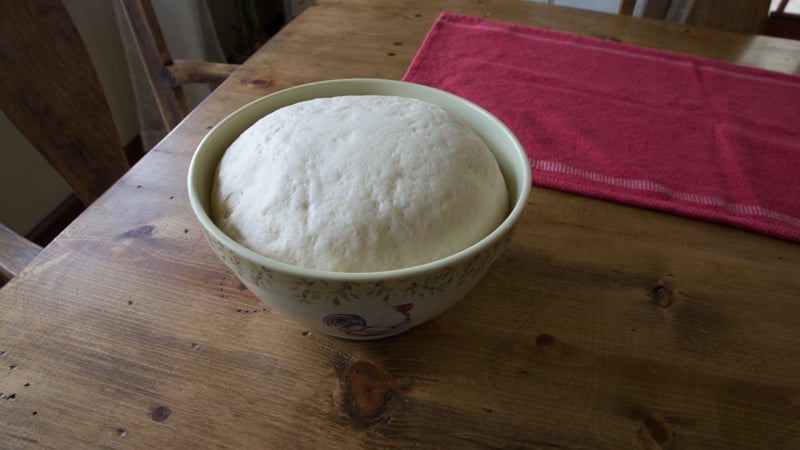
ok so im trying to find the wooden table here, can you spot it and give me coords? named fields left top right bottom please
left=2, top=1, right=799, bottom=448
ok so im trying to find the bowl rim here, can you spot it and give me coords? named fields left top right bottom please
left=187, top=78, right=531, bottom=282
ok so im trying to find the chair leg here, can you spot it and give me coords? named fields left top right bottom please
left=619, top=0, right=637, bottom=15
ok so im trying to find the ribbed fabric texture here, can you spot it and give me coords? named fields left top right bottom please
left=404, top=12, right=800, bottom=241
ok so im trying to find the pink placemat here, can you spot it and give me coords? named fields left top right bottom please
left=403, top=12, right=800, bottom=242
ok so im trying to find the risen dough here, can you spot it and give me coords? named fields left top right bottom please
left=211, top=95, right=507, bottom=272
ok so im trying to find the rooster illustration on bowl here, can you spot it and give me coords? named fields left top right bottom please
left=323, top=303, right=414, bottom=337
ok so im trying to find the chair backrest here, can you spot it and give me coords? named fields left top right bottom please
left=682, top=0, right=771, bottom=34
left=0, top=0, right=130, bottom=206
left=0, top=0, right=239, bottom=207
left=0, top=0, right=237, bottom=284
left=619, top=0, right=771, bottom=34
left=764, top=0, right=800, bottom=40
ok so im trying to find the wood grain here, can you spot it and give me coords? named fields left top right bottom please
left=0, top=0, right=129, bottom=205
left=1, top=1, right=799, bottom=448
left=0, top=224, right=42, bottom=284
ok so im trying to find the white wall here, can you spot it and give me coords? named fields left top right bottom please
left=0, top=113, right=73, bottom=234
left=65, top=0, right=140, bottom=143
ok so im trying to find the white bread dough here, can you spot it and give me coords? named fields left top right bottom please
left=211, top=95, right=507, bottom=272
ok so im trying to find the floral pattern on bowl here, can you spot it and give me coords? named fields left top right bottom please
left=204, top=230, right=513, bottom=338
left=206, top=231, right=511, bottom=307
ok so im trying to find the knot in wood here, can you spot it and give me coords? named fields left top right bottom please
left=239, top=78, right=270, bottom=86
left=342, top=360, right=398, bottom=426
left=652, top=284, right=673, bottom=308
left=643, top=416, right=672, bottom=444
left=120, top=225, right=154, bottom=239
left=535, top=333, right=555, bottom=346
left=151, top=405, right=171, bottom=422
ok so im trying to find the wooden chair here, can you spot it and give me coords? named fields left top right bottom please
left=764, top=0, right=800, bottom=40
left=619, top=0, right=771, bottom=34
left=116, top=0, right=239, bottom=132
left=618, top=0, right=636, bottom=16
left=682, top=0, right=771, bottom=34
left=0, top=0, right=238, bottom=285
left=0, top=0, right=127, bottom=285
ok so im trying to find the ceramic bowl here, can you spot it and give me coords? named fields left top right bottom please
left=188, top=78, right=531, bottom=339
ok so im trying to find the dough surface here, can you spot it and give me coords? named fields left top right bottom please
left=211, top=95, right=508, bottom=272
